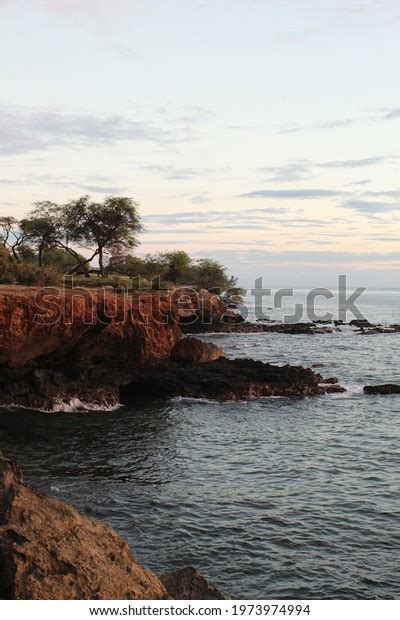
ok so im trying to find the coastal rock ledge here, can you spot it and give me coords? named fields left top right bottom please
left=0, top=454, right=226, bottom=600
left=0, top=289, right=345, bottom=409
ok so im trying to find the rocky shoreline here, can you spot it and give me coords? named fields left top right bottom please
left=0, top=288, right=348, bottom=410
left=0, top=454, right=226, bottom=600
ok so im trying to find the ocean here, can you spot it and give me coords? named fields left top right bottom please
left=1, top=288, right=399, bottom=599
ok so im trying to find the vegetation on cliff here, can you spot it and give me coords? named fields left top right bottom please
left=0, top=195, right=237, bottom=291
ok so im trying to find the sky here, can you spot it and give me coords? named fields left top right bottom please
left=0, top=0, right=400, bottom=286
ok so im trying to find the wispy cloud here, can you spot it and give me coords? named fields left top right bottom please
left=137, top=164, right=229, bottom=181
left=255, top=156, right=385, bottom=184
left=319, top=156, right=385, bottom=168
left=383, top=108, right=400, bottom=120
left=342, top=198, right=400, bottom=213
left=239, top=189, right=347, bottom=199
left=142, top=207, right=338, bottom=233
left=0, top=173, right=127, bottom=194
left=278, top=108, right=400, bottom=134
left=257, top=160, right=313, bottom=183
left=344, top=179, right=371, bottom=187
left=0, top=104, right=193, bottom=157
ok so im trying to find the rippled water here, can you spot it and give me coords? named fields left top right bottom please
left=1, top=289, right=400, bottom=599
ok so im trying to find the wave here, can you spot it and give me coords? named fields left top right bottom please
left=2, top=399, right=122, bottom=414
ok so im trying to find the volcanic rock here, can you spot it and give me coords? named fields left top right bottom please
left=170, top=337, right=225, bottom=363
left=161, top=567, right=227, bottom=600
left=0, top=453, right=168, bottom=600
left=364, top=384, right=400, bottom=395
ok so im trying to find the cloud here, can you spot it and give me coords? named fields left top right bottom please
left=319, top=156, right=385, bottom=169
left=364, top=190, right=400, bottom=198
left=0, top=173, right=127, bottom=194
left=142, top=207, right=337, bottom=234
left=192, top=248, right=400, bottom=266
left=342, top=198, right=400, bottom=213
left=278, top=117, right=366, bottom=134
left=255, top=156, right=384, bottom=184
left=344, top=179, right=371, bottom=187
left=257, top=160, right=313, bottom=183
left=0, top=104, right=191, bottom=157
left=190, top=193, right=210, bottom=204
left=137, top=164, right=228, bottom=181
left=384, top=108, right=400, bottom=120
left=157, top=105, right=214, bottom=125
left=239, top=189, right=346, bottom=199
left=278, top=108, right=400, bottom=134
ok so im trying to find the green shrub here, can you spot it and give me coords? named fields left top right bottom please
left=13, top=263, right=62, bottom=287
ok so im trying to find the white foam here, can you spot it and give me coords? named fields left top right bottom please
left=4, top=399, right=122, bottom=414
left=49, top=398, right=122, bottom=413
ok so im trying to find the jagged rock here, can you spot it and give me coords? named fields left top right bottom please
left=182, top=321, right=336, bottom=335
left=161, top=567, right=227, bottom=600
left=171, top=337, right=225, bottom=363
left=0, top=453, right=169, bottom=600
left=364, top=384, right=400, bottom=395
left=349, top=319, right=376, bottom=329
left=121, top=357, right=346, bottom=401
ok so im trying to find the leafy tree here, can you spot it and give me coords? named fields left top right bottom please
left=0, top=216, right=26, bottom=262
left=157, top=251, right=193, bottom=284
left=42, top=247, right=87, bottom=274
left=193, top=258, right=237, bottom=290
left=0, top=246, right=15, bottom=283
left=63, top=195, right=142, bottom=276
left=20, top=201, right=60, bottom=267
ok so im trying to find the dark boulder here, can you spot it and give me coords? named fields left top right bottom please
left=161, top=567, right=227, bottom=600
left=364, top=384, right=400, bottom=395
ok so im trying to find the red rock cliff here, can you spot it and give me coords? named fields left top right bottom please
left=0, top=287, right=181, bottom=367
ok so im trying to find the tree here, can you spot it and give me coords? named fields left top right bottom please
left=0, top=216, right=26, bottom=262
left=158, top=251, right=193, bottom=284
left=193, top=258, right=237, bottom=290
left=20, top=202, right=60, bottom=267
left=63, top=195, right=142, bottom=276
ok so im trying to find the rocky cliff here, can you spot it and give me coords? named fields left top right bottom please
left=0, top=286, right=344, bottom=409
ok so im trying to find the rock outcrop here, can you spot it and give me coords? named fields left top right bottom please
left=0, top=454, right=225, bottom=600
left=182, top=321, right=336, bottom=335
left=171, top=337, right=225, bottom=363
left=121, top=356, right=345, bottom=401
left=0, top=287, right=180, bottom=367
left=364, top=384, right=400, bottom=395
left=0, top=287, right=181, bottom=409
left=0, top=454, right=168, bottom=600
left=161, top=567, right=227, bottom=600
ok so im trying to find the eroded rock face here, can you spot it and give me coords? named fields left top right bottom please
left=364, top=384, right=400, bottom=395
left=161, top=567, right=228, bottom=600
left=0, top=453, right=168, bottom=600
left=0, top=288, right=181, bottom=409
left=171, top=337, right=225, bottom=363
left=0, top=288, right=181, bottom=367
